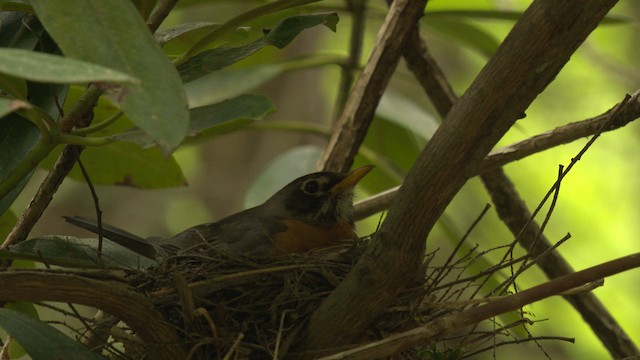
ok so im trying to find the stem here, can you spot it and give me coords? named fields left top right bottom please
left=59, top=133, right=112, bottom=146
left=71, top=111, right=123, bottom=136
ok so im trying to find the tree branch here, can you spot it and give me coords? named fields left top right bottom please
left=300, top=0, right=619, bottom=352
left=353, top=91, right=640, bottom=220
left=0, top=270, right=186, bottom=359
left=319, top=252, right=640, bottom=360
left=317, top=0, right=428, bottom=172
left=481, top=169, right=639, bottom=357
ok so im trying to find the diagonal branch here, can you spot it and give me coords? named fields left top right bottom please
left=353, top=91, right=640, bottom=220
left=317, top=0, right=428, bottom=172
left=396, top=7, right=638, bottom=358
left=319, top=252, right=640, bottom=360
left=300, top=0, right=619, bottom=353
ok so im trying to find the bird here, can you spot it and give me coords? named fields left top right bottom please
left=64, top=165, right=373, bottom=261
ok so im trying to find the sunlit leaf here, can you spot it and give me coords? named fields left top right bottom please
left=0, top=49, right=137, bottom=84
left=0, top=308, right=105, bottom=360
left=31, top=0, right=189, bottom=152
left=178, top=13, right=339, bottom=83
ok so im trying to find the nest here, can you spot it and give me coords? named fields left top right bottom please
left=125, top=241, right=374, bottom=359
left=88, top=236, right=559, bottom=359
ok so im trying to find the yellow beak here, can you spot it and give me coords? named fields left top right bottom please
left=330, top=165, right=374, bottom=195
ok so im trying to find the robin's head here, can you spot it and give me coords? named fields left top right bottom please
left=264, top=165, right=373, bottom=225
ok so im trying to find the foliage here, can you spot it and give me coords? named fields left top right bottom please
left=0, top=0, right=638, bottom=359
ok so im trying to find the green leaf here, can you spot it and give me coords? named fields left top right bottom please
left=3, top=301, right=38, bottom=359
left=178, top=13, right=339, bottom=83
left=0, top=73, right=28, bottom=99
left=114, top=94, right=275, bottom=147
left=0, top=210, right=17, bottom=244
left=0, top=115, right=39, bottom=216
left=244, top=145, right=321, bottom=208
left=0, top=98, right=30, bottom=119
left=30, top=0, right=189, bottom=152
left=185, top=63, right=285, bottom=107
left=40, top=141, right=187, bottom=188
left=0, top=49, right=138, bottom=84
left=156, top=22, right=250, bottom=49
left=376, top=90, right=439, bottom=140
left=425, top=18, right=500, bottom=57
left=1, top=235, right=156, bottom=269
left=0, top=308, right=106, bottom=360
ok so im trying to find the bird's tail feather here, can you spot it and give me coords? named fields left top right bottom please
left=63, top=216, right=157, bottom=260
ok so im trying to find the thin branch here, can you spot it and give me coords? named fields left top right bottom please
left=333, top=0, right=368, bottom=119
left=481, top=168, right=640, bottom=357
left=318, top=252, right=640, bottom=360
left=317, top=0, right=428, bottom=172
left=146, top=0, right=179, bottom=33
left=353, top=90, right=640, bottom=220
left=397, top=6, right=639, bottom=357
left=304, top=0, right=618, bottom=354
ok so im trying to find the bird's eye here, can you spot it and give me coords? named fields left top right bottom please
left=303, top=180, right=320, bottom=194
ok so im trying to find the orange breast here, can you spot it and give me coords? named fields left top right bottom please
left=274, top=220, right=356, bottom=254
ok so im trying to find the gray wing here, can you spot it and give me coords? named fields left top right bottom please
left=165, top=211, right=287, bottom=257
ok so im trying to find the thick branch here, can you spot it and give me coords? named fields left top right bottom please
left=0, top=271, right=185, bottom=359
left=317, top=0, right=427, bottom=172
left=320, top=252, right=640, bottom=360
left=301, top=0, right=618, bottom=352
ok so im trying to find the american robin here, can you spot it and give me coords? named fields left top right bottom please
left=64, top=165, right=373, bottom=260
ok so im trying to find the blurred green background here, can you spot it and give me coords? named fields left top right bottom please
left=11, top=0, right=639, bottom=358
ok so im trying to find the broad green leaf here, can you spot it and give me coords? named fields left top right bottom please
left=114, top=94, right=275, bottom=147
left=0, top=14, right=57, bottom=216
left=0, top=115, right=39, bottom=216
left=0, top=2, right=33, bottom=13
left=4, top=301, right=38, bottom=359
left=0, top=73, right=28, bottom=98
left=1, top=235, right=156, bottom=269
left=0, top=49, right=137, bottom=84
left=156, top=21, right=250, bottom=50
left=31, top=0, right=189, bottom=152
left=189, top=94, right=275, bottom=134
left=425, top=18, right=500, bottom=57
left=0, top=308, right=106, bottom=360
left=376, top=90, right=439, bottom=140
left=178, top=13, right=339, bottom=83
left=0, top=98, right=30, bottom=119
left=186, top=63, right=285, bottom=107
left=0, top=210, right=17, bottom=244
left=244, top=145, right=321, bottom=208
left=40, top=142, right=187, bottom=188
